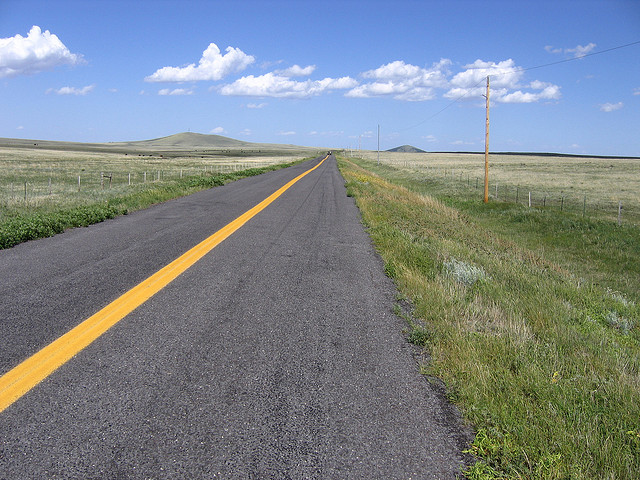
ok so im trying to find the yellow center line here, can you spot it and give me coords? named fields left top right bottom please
left=0, top=155, right=328, bottom=413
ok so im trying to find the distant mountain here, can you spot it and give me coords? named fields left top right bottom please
left=386, top=145, right=426, bottom=153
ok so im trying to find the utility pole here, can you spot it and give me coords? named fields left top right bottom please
left=484, top=75, right=490, bottom=203
left=377, top=124, right=380, bottom=165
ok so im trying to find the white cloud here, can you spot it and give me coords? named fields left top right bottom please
left=633, top=87, right=640, bottom=96
left=277, top=131, right=296, bottom=136
left=219, top=72, right=357, bottom=98
left=17, top=125, right=24, bottom=130
left=567, top=43, right=597, bottom=58
left=246, top=102, right=267, bottom=109
left=545, top=43, right=597, bottom=58
left=145, top=42, right=254, bottom=82
left=444, top=59, right=561, bottom=104
left=210, top=126, right=226, bottom=134
left=47, top=84, right=95, bottom=95
left=158, top=88, right=193, bottom=95
left=239, top=128, right=252, bottom=136
left=599, top=102, right=623, bottom=112
left=0, top=26, right=83, bottom=78
left=346, top=59, right=450, bottom=101
left=423, top=135, right=437, bottom=142
left=276, top=64, right=316, bottom=77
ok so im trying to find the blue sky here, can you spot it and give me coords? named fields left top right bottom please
left=1, top=0, right=639, bottom=155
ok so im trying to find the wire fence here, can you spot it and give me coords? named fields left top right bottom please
left=350, top=152, right=640, bottom=227
left=0, top=160, right=284, bottom=208
left=425, top=166, right=639, bottom=226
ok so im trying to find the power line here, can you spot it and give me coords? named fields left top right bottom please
left=516, top=40, right=640, bottom=73
left=398, top=39, right=640, bottom=133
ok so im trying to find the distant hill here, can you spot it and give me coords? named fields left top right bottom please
left=123, top=132, right=248, bottom=149
left=386, top=145, right=426, bottom=153
left=0, top=132, right=316, bottom=155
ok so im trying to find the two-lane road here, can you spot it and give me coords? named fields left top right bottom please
left=0, top=156, right=469, bottom=478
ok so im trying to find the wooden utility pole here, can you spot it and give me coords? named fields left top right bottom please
left=484, top=76, right=490, bottom=203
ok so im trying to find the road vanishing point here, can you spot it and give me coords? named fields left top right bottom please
left=0, top=155, right=470, bottom=479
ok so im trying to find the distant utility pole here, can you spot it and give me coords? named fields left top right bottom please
left=483, top=75, right=490, bottom=203
left=377, top=124, right=380, bottom=165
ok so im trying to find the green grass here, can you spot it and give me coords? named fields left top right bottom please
left=0, top=160, right=305, bottom=249
left=338, top=156, right=640, bottom=479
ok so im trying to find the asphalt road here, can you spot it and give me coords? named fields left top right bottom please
left=0, top=156, right=470, bottom=479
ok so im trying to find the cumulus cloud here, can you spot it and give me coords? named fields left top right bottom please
left=444, top=59, right=561, bottom=104
left=633, top=87, right=640, bottom=96
left=277, top=131, right=296, bottom=136
left=0, top=25, right=83, bottom=78
left=47, top=84, right=95, bottom=95
left=210, top=126, right=226, bottom=134
left=346, top=59, right=450, bottom=101
left=600, top=102, right=623, bottom=112
left=219, top=72, right=357, bottom=98
left=276, top=64, right=316, bottom=77
left=158, top=88, right=193, bottom=95
left=145, top=42, right=254, bottom=82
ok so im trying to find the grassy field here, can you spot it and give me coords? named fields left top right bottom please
left=0, top=144, right=313, bottom=209
left=0, top=137, right=314, bottom=248
left=338, top=154, right=640, bottom=479
left=350, top=150, right=640, bottom=225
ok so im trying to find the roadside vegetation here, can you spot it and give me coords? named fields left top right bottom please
left=0, top=160, right=305, bottom=249
left=338, top=155, right=640, bottom=479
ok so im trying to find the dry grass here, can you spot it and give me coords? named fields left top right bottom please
left=350, top=150, right=640, bottom=222
left=0, top=145, right=307, bottom=208
left=339, top=156, right=640, bottom=479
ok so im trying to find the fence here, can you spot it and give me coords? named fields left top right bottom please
left=0, top=160, right=282, bottom=208
left=425, top=167, right=639, bottom=226
left=351, top=152, right=640, bottom=227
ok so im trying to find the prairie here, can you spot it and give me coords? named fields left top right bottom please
left=0, top=134, right=315, bottom=248
left=0, top=134, right=318, bottom=209
left=338, top=153, right=640, bottom=479
left=352, top=150, right=640, bottom=223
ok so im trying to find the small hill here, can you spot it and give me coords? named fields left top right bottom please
left=386, top=145, right=426, bottom=153
left=127, top=132, right=248, bottom=149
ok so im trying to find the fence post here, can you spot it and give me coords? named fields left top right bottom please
left=618, top=201, right=622, bottom=226
left=583, top=195, right=586, bottom=217
left=528, top=192, right=531, bottom=208
left=561, top=196, right=564, bottom=211
left=516, top=187, right=519, bottom=204
left=24, top=182, right=27, bottom=202
left=78, top=176, right=81, bottom=192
